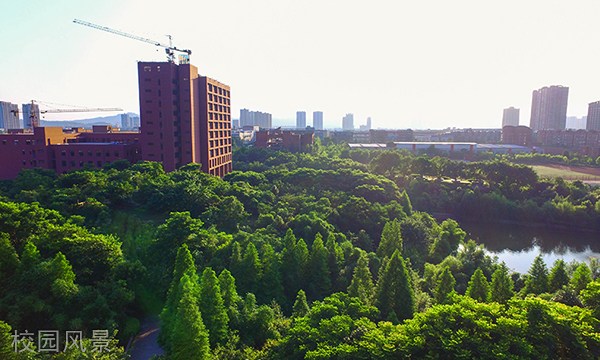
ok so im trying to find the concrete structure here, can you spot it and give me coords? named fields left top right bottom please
left=255, top=128, right=314, bottom=152
left=138, top=61, right=232, bottom=177
left=0, top=126, right=141, bottom=180
left=431, top=128, right=501, bottom=143
left=120, top=113, right=140, bottom=130
left=296, top=111, right=306, bottom=129
left=240, top=109, right=272, bottom=128
left=0, top=101, right=20, bottom=130
left=369, top=129, right=414, bottom=143
left=567, top=116, right=587, bottom=130
left=313, top=111, right=323, bottom=130
left=22, top=102, right=40, bottom=129
left=535, top=129, right=600, bottom=157
left=502, top=125, right=533, bottom=146
left=587, top=101, right=600, bottom=131
left=232, top=119, right=240, bottom=129
left=342, top=113, right=354, bottom=130
left=530, top=85, right=569, bottom=131
left=502, top=107, right=520, bottom=127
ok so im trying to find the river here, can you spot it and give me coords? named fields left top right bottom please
left=460, top=221, right=600, bottom=273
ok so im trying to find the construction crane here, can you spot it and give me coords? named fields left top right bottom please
left=22, top=100, right=122, bottom=129
left=73, top=19, right=192, bottom=64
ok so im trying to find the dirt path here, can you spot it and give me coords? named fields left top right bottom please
left=128, top=317, right=164, bottom=360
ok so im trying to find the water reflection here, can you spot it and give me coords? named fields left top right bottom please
left=460, top=221, right=600, bottom=273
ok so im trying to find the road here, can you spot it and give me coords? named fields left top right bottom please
left=128, top=317, right=164, bottom=360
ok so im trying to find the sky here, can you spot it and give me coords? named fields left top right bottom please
left=2, top=0, right=600, bottom=129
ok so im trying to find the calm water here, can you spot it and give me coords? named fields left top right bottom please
left=460, top=221, right=600, bottom=274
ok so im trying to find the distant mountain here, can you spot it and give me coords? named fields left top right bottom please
left=40, top=113, right=138, bottom=128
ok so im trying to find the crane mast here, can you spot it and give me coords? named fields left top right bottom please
left=73, top=19, right=192, bottom=63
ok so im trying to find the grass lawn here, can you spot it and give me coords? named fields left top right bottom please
left=530, top=165, right=600, bottom=181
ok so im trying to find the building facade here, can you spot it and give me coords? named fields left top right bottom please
left=0, top=101, right=20, bottom=130
left=240, top=108, right=272, bottom=128
left=296, top=111, right=306, bottom=129
left=501, top=125, right=533, bottom=146
left=137, top=61, right=232, bottom=177
left=342, top=113, right=354, bottom=130
left=255, top=128, right=314, bottom=152
left=530, top=85, right=569, bottom=131
left=22, top=102, right=40, bottom=129
left=502, top=107, right=519, bottom=127
left=313, top=111, right=323, bottom=130
left=586, top=101, right=600, bottom=131
left=120, top=113, right=140, bottom=130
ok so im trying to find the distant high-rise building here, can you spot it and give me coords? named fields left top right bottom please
left=342, top=113, right=354, bottom=130
left=240, top=109, right=272, bottom=128
left=296, top=111, right=306, bottom=129
left=587, top=101, right=600, bottom=131
left=566, top=116, right=587, bottom=130
left=120, top=113, right=140, bottom=130
left=313, top=111, right=323, bottom=130
left=22, top=102, right=40, bottom=129
left=0, top=101, right=20, bottom=130
left=502, top=107, right=519, bottom=127
left=366, top=117, right=372, bottom=130
left=529, top=85, right=569, bottom=131
left=232, top=119, right=240, bottom=129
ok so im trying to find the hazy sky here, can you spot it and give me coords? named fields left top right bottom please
left=2, top=0, right=600, bottom=129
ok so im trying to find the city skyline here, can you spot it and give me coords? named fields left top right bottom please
left=3, top=1, right=600, bottom=129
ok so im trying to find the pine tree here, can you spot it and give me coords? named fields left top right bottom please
left=524, top=255, right=549, bottom=295
left=258, top=243, right=284, bottom=304
left=549, top=259, right=569, bottom=292
left=198, top=267, right=229, bottom=346
left=48, top=252, right=78, bottom=300
left=490, top=263, right=514, bottom=304
left=239, top=242, right=261, bottom=295
left=218, top=269, right=240, bottom=309
left=229, top=242, right=243, bottom=281
left=377, top=219, right=402, bottom=259
left=570, top=263, right=592, bottom=294
left=292, top=289, right=309, bottom=317
left=281, top=229, right=301, bottom=304
left=375, top=250, right=415, bottom=322
left=0, top=234, right=19, bottom=288
left=466, top=268, right=490, bottom=302
left=399, top=190, right=413, bottom=216
left=435, top=266, right=456, bottom=304
left=307, top=234, right=331, bottom=300
left=347, top=251, right=375, bottom=305
left=325, top=233, right=343, bottom=290
left=160, top=244, right=198, bottom=349
left=171, top=274, right=211, bottom=360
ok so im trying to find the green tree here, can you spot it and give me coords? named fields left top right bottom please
left=171, top=274, right=211, bottom=360
left=347, top=251, right=375, bottom=305
left=239, top=242, right=261, bottom=295
left=570, top=263, right=592, bottom=294
left=281, top=229, right=302, bottom=305
left=377, top=219, right=402, bottom=259
left=47, top=252, right=78, bottom=300
left=524, top=255, right=549, bottom=295
left=435, top=266, right=456, bottom=304
left=490, top=263, right=514, bottom=304
left=549, top=259, right=570, bottom=292
left=375, top=250, right=415, bottom=321
left=218, top=268, right=241, bottom=316
left=307, top=234, right=331, bottom=300
left=466, top=268, right=490, bottom=302
left=258, top=243, right=284, bottom=305
left=0, top=233, right=19, bottom=289
left=399, top=190, right=413, bottom=215
left=292, top=289, right=310, bottom=318
left=198, top=267, right=229, bottom=346
left=580, top=280, right=600, bottom=319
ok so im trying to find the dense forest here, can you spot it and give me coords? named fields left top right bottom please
left=0, top=145, right=599, bottom=359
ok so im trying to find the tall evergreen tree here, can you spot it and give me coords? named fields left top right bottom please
left=375, top=250, right=415, bottom=322
left=160, top=244, right=198, bottom=349
left=258, top=243, right=284, bottom=304
left=466, top=268, right=490, bottom=302
left=524, top=255, right=549, bottom=295
left=325, top=233, right=343, bottom=290
left=377, top=219, right=402, bottom=259
left=549, top=259, right=569, bottom=292
left=218, top=269, right=240, bottom=310
left=229, top=242, right=243, bottom=281
left=292, top=289, right=309, bottom=318
left=47, top=252, right=78, bottom=300
left=347, top=251, right=375, bottom=305
left=435, top=266, right=456, bottom=304
left=239, top=242, right=261, bottom=295
left=399, top=190, right=413, bottom=216
left=0, top=234, right=18, bottom=289
left=490, top=263, right=514, bottom=304
left=570, top=263, right=592, bottom=294
left=198, top=267, right=229, bottom=346
left=307, top=234, right=331, bottom=300
left=281, top=229, right=301, bottom=304
left=171, top=274, right=211, bottom=360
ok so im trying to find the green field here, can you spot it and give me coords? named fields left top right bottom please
left=530, top=165, right=600, bottom=181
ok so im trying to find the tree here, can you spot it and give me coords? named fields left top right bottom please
left=524, top=255, right=548, bottom=295
left=466, top=268, right=490, bottom=302
left=430, top=219, right=466, bottom=263
left=171, top=274, right=211, bottom=360
left=238, top=242, right=261, bottom=295
left=580, top=280, right=600, bottom=319
left=198, top=267, right=229, bottom=346
left=570, top=263, right=592, bottom=294
left=549, top=259, right=570, bottom=292
left=258, top=243, right=284, bottom=305
left=375, top=250, right=415, bottom=321
left=0, top=233, right=19, bottom=289
left=281, top=229, right=301, bottom=304
left=348, top=251, right=375, bottom=305
left=435, top=266, right=456, bottom=304
left=399, top=190, right=413, bottom=216
left=377, top=219, right=402, bottom=259
left=307, top=234, right=331, bottom=300
left=292, top=289, right=309, bottom=318
left=490, top=263, right=514, bottom=304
